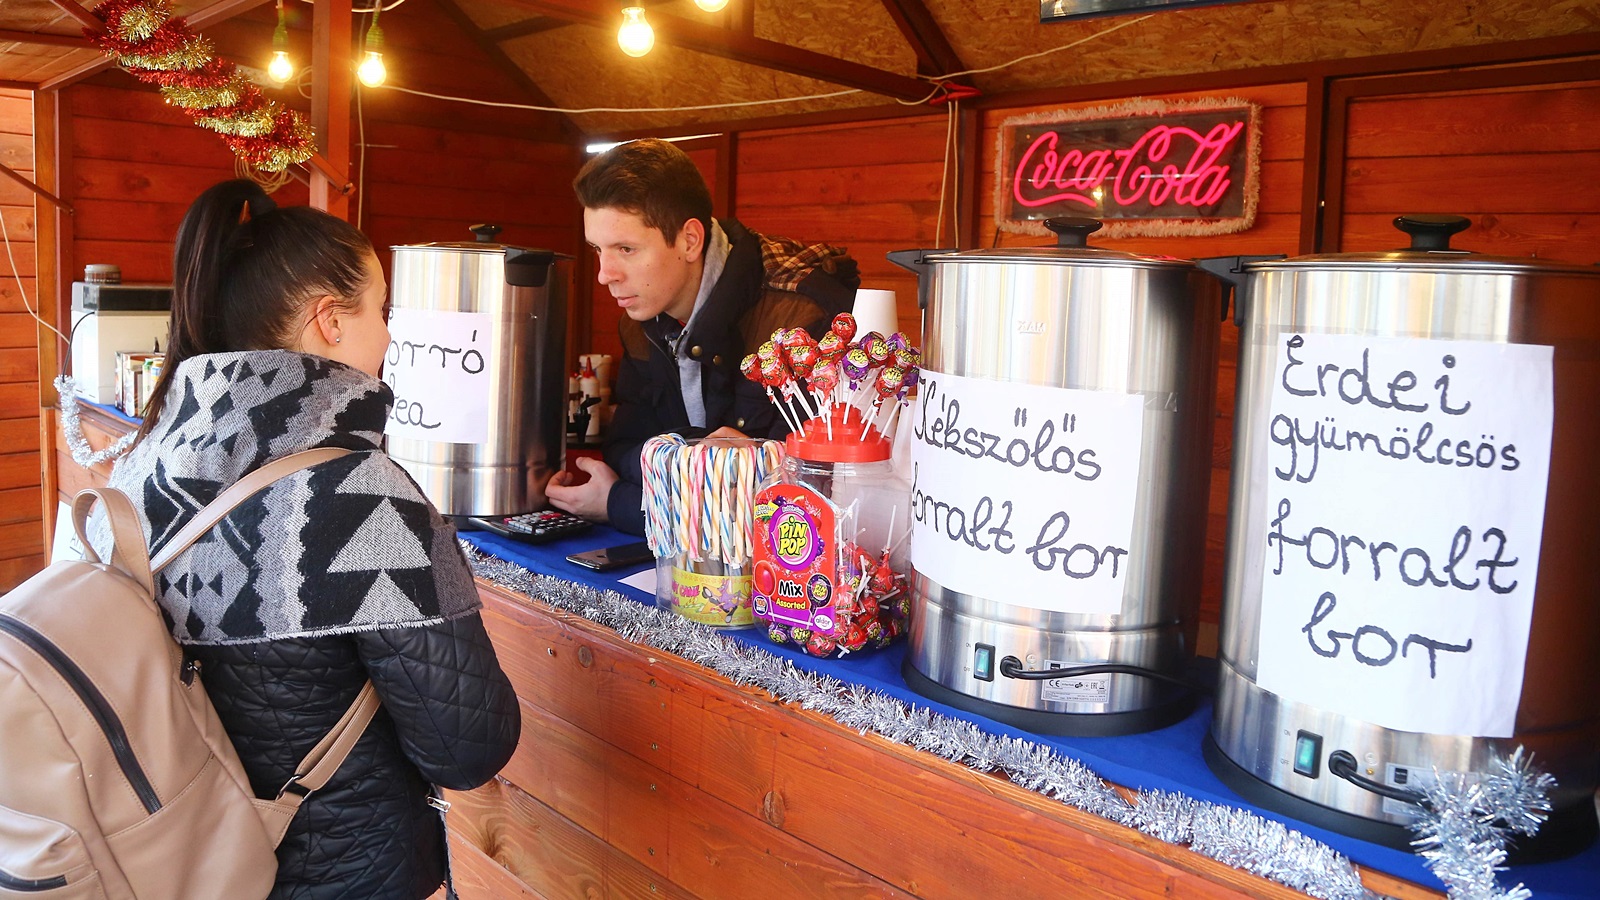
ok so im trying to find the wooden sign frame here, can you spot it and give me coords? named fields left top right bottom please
left=996, top=96, right=1262, bottom=240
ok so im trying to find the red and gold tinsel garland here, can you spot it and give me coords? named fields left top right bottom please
left=88, top=0, right=314, bottom=172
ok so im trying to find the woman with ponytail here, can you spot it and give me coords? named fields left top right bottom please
left=100, top=180, right=520, bottom=899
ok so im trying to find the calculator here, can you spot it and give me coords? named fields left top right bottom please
left=467, top=510, right=593, bottom=544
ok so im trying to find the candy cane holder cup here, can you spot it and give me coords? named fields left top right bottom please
left=642, top=435, right=785, bottom=628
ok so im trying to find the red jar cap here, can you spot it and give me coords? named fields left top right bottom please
left=785, top=407, right=892, bottom=462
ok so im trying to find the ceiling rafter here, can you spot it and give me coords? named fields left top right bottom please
left=432, top=0, right=576, bottom=136
left=492, top=0, right=932, bottom=102
left=878, top=0, right=965, bottom=81
left=0, top=28, right=94, bottom=49
left=481, top=17, right=567, bottom=43
left=38, top=0, right=274, bottom=91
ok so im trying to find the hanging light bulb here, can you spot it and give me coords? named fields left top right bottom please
left=617, top=6, right=654, bottom=58
left=694, top=0, right=730, bottom=11
left=357, top=6, right=386, bottom=87
left=267, top=0, right=293, bottom=84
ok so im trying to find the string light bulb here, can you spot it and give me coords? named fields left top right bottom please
left=357, top=6, right=386, bottom=87
left=694, top=0, right=730, bottom=10
left=267, top=0, right=292, bottom=84
left=617, top=7, right=654, bottom=58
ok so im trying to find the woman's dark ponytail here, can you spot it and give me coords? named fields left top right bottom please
left=137, top=179, right=372, bottom=442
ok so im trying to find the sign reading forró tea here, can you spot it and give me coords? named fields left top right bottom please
left=997, top=98, right=1260, bottom=239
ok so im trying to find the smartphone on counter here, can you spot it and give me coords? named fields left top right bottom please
left=566, top=541, right=655, bottom=572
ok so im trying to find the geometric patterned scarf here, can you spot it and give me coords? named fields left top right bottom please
left=100, top=350, right=481, bottom=645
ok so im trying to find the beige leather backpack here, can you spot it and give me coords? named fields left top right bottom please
left=0, top=449, right=378, bottom=899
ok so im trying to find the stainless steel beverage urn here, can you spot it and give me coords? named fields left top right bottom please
left=890, top=218, right=1224, bottom=736
left=385, top=226, right=572, bottom=517
left=1202, top=215, right=1600, bottom=858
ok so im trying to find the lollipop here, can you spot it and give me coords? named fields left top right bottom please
left=808, top=360, right=840, bottom=395
left=886, top=332, right=908, bottom=353
left=841, top=347, right=871, bottom=386
left=830, top=312, right=857, bottom=343
left=783, top=336, right=820, bottom=378
left=739, top=353, right=761, bottom=382
left=877, top=366, right=907, bottom=397
left=817, top=330, right=847, bottom=362
left=863, top=333, right=891, bottom=366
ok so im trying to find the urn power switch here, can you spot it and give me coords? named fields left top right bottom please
left=1293, top=731, right=1322, bottom=779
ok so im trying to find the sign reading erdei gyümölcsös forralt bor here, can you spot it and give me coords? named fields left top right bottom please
left=1253, top=332, right=1554, bottom=739
left=996, top=97, right=1260, bottom=240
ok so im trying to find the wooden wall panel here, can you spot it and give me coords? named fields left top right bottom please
left=1338, top=81, right=1600, bottom=261
left=735, top=115, right=950, bottom=342
left=0, top=86, right=42, bottom=591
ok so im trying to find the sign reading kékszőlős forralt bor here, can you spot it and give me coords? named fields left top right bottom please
left=997, top=100, right=1260, bottom=238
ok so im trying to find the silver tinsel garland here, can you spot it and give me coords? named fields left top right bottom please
left=466, top=546, right=1558, bottom=899
left=56, top=375, right=138, bottom=466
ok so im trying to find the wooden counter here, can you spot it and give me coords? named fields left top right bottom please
left=36, top=403, right=1441, bottom=898
left=445, top=581, right=1442, bottom=900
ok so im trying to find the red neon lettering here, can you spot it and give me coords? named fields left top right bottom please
left=1011, top=120, right=1246, bottom=212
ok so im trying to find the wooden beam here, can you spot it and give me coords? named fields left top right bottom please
left=36, top=0, right=274, bottom=91
left=312, top=0, right=353, bottom=218
left=878, top=0, right=966, bottom=81
left=0, top=162, right=72, bottom=213
left=46, top=0, right=102, bottom=32
left=433, top=0, right=573, bottom=135
left=493, top=0, right=931, bottom=101
left=0, top=29, right=94, bottom=49
left=481, top=17, right=568, bottom=43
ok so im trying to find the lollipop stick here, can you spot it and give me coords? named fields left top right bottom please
left=766, top=386, right=800, bottom=433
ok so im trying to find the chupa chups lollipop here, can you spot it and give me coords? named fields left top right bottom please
left=830, top=312, right=857, bottom=343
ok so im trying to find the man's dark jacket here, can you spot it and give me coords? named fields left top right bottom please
left=603, top=218, right=860, bottom=534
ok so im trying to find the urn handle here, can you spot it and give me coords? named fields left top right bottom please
left=1393, top=214, right=1470, bottom=251
left=1044, top=217, right=1103, bottom=248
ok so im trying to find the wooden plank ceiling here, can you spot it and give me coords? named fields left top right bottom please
left=1, top=0, right=1597, bottom=135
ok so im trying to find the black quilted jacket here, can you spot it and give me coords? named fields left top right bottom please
left=191, top=617, right=519, bottom=900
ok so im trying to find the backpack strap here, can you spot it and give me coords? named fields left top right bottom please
left=149, top=447, right=355, bottom=573
left=93, top=445, right=383, bottom=846
left=72, top=486, right=156, bottom=597
left=254, top=681, right=383, bottom=847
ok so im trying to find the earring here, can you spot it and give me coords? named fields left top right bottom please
left=335, top=337, right=342, bottom=343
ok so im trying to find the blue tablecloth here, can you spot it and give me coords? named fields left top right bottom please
left=462, top=526, right=1598, bottom=898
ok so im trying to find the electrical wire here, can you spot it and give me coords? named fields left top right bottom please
left=997, top=657, right=1202, bottom=693
left=375, top=82, right=865, bottom=114
left=0, top=206, right=71, bottom=352
left=367, top=12, right=1153, bottom=117
left=918, top=13, right=1156, bottom=81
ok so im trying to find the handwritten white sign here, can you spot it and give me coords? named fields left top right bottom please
left=382, top=309, right=495, bottom=444
left=1255, top=332, right=1553, bottom=738
left=908, top=370, right=1144, bottom=615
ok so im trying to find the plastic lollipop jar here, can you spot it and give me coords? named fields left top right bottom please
left=642, top=435, right=785, bottom=628
left=750, top=408, right=912, bottom=658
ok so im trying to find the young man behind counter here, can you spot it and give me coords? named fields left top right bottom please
left=546, top=139, right=860, bottom=535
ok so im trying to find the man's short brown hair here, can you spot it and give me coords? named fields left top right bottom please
left=574, top=139, right=713, bottom=245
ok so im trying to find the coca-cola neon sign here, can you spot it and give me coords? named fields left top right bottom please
left=997, top=100, right=1260, bottom=239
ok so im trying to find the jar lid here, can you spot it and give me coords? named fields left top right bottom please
left=84, top=263, right=122, bottom=284
left=919, top=217, right=1195, bottom=271
left=785, top=408, right=892, bottom=463
left=1247, top=215, right=1600, bottom=278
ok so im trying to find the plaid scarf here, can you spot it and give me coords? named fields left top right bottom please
left=759, top=233, right=853, bottom=293
left=100, top=350, right=480, bottom=645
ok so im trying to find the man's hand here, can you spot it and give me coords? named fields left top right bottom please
left=546, top=456, right=619, bottom=522
left=702, top=425, right=749, bottom=444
